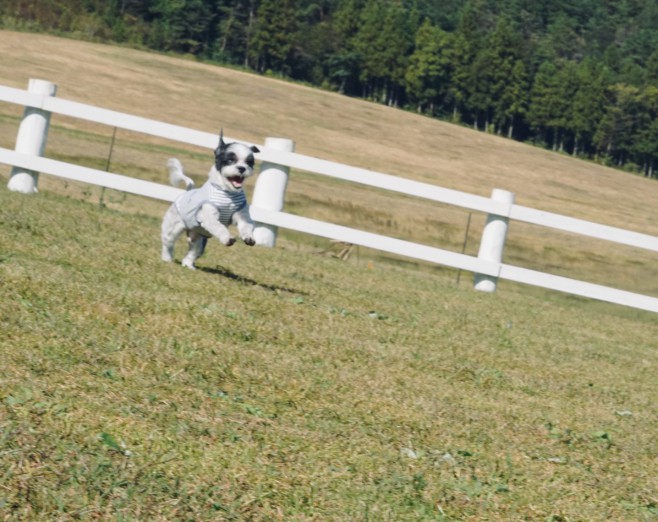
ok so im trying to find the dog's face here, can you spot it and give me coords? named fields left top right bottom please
left=213, top=134, right=260, bottom=192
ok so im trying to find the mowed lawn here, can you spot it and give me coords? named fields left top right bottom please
left=0, top=30, right=657, bottom=521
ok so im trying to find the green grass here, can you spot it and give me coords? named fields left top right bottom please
left=1, top=185, right=657, bottom=521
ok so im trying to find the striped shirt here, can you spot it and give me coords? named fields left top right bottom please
left=175, top=181, right=247, bottom=230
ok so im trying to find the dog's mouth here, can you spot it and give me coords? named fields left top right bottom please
left=227, top=175, right=244, bottom=189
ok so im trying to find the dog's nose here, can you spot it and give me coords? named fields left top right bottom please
left=237, top=166, right=246, bottom=174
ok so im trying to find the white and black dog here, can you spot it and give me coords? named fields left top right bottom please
left=161, top=131, right=260, bottom=269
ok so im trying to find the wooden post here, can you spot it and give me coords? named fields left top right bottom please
left=474, top=189, right=515, bottom=292
left=251, top=137, right=295, bottom=247
left=8, top=79, right=58, bottom=193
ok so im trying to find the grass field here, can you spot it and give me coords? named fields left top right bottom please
left=1, top=31, right=658, bottom=520
left=2, top=184, right=657, bottom=521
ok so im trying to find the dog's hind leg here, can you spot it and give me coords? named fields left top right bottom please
left=181, top=231, right=207, bottom=270
left=161, top=205, right=186, bottom=262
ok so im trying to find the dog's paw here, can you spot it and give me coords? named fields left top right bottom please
left=181, top=260, right=196, bottom=270
left=244, top=237, right=256, bottom=246
left=224, top=237, right=236, bottom=247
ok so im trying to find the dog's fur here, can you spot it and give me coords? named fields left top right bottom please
left=161, top=132, right=260, bottom=269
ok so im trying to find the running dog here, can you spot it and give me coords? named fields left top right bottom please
left=161, top=131, right=260, bottom=269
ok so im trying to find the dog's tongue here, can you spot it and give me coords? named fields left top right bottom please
left=228, top=176, right=243, bottom=188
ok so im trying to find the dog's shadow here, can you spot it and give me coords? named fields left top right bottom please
left=199, top=265, right=307, bottom=295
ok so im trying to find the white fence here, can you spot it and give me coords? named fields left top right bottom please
left=2, top=79, right=658, bottom=314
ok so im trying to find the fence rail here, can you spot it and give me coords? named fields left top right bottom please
left=1, top=80, right=657, bottom=313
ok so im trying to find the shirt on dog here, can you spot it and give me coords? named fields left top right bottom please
left=175, top=181, right=247, bottom=230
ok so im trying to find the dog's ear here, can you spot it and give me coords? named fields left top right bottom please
left=250, top=145, right=260, bottom=154
left=214, top=129, right=227, bottom=167
left=216, top=129, right=227, bottom=152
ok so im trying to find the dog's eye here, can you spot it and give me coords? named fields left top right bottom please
left=246, top=156, right=254, bottom=168
left=225, top=153, right=238, bottom=164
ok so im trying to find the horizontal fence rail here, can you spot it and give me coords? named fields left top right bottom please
left=251, top=207, right=658, bottom=313
left=1, top=81, right=658, bottom=314
left=2, top=83, right=658, bottom=253
left=0, top=147, right=182, bottom=201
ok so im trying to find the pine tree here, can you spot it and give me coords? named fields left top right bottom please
left=569, top=60, right=609, bottom=156
left=352, top=0, right=412, bottom=105
left=447, top=31, right=471, bottom=122
left=325, top=0, right=365, bottom=94
left=527, top=61, right=563, bottom=148
left=405, top=19, right=452, bottom=114
left=552, top=60, right=580, bottom=152
left=214, top=0, right=258, bottom=66
left=292, top=0, right=344, bottom=84
left=450, top=0, right=488, bottom=125
left=462, top=17, right=526, bottom=133
left=594, top=84, right=642, bottom=166
left=248, top=0, right=298, bottom=74
left=498, top=59, right=528, bottom=139
left=487, top=18, right=527, bottom=136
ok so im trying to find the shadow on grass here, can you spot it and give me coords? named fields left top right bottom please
left=199, top=264, right=307, bottom=295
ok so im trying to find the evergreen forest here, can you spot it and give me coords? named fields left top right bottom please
left=3, top=0, right=658, bottom=177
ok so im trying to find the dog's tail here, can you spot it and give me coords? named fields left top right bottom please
left=167, top=158, right=195, bottom=190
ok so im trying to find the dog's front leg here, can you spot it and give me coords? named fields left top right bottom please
left=233, top=206, right=256, bottom=246
left=196, top=203, right=235, bottom=246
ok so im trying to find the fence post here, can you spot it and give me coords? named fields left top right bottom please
left=473, top=188, right=515, bottom=292
left=251, top=137, right=295, bottom=247
left=7, top=79, right=58, bottom=193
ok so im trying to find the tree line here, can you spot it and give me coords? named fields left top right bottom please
left=3, top=0, right=658, bottom=176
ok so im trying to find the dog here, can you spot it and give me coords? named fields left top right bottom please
left=161, top=131, right=260, bottom=269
